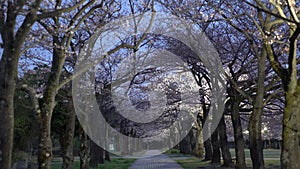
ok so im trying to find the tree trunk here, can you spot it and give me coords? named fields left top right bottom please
left=231, top=98, right=246, bottom=169
left=38, top=43, right=66, bottom=169
left=281, top=88, right=300, bottom=169
left=38, top=103, right=54, bottom=169
left=249, top=50, right=266, bottom=169
left=61, top=93, right=76, bottom=169
left=249, top=105, right=264, bottom=169
left=105, top=150, right=111, bottom=161
left=189, top=129, right=196, bottom=155
left=195, top=115, right=204, bottom=158
left=211, top=129, right=220, bottom=164
left=120, top=119, right=129, bottom=155
left=203, top=139, right=212, bottom=161
left=0, top=52, right=18, bottom=169
left=79, top=126, right=89, bottom=169
left=179, top=129, right=193, bottom=154
left=218, top=116, right=233, bottom=167
left=89, top=141, right=104, bottom=167
left=201, top=104, right=212, bottom=161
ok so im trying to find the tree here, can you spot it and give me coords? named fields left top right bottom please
left=242, top=1, right=300, bottom=168
left=52, top=81, right=76, bottom=169
left=0, top=1, right=88, bottom=168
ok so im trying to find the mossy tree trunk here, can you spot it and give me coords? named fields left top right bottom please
left=281, top=86, right=300, bottom=168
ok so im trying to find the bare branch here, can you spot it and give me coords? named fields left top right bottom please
left=225, top=72, right=253, bottom=103
left=243, top=0, right=296, bottom=24
left=286, top=0, right=300, bottom=23
left=37, top=0, right=86, bottom=20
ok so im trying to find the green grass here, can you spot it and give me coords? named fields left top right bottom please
left=175, top=157, right=211, bottom=169
left=229, top=148, right=280, bottom=158
left=171, top=149, right=281, bottom=169
left=175, top=157, right=280, bottom=169
left=51, top=158, right=136, bottom=169
left=94, top=158, right=136, bottom=169
left=163, top=149, right=181, bottom=154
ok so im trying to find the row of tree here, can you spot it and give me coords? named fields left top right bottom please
left=0, top=0, right=300, bottom=169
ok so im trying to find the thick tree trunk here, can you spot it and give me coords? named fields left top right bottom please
left=218, top=116, right=233, bottom=167
left=189, top=129, right=196, bottom=155
left=179, top=129, right=194, bottom=154
left=211, top=129, right=220, bottom=164
left=202, top=104, right=212, bottom=161
left=195, top=115, right=204, bottom=158
left=249, top=107, right=264, bottom=169
left=105, top=150, right=111, bottom=161
left=79, top=126, right=89, bottom=169
left=38, top=103, right=54, bottom=169
left=281, top=88, right=300, bottom=169
left=231, top=98, right=246, bottom=169
left=89, top=141, right=104, bottom=167
left=195, top=128, right=204, bottom=158
left=61, top=94, right=76, bottom=169
left=203, top=139, right=212, bottom=161
left=0, top=53, right=18, bottom=169
left=0, top=3, right=40, bottom=168
left=120, top=119, right=129, bottom=155
left=249, top=50, right=266, bottom=169
left=38, top=42, right=67, bottom=169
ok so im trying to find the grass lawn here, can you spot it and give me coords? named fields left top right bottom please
left=171, top=149, right=281, bottom=169
left=51, top=158, right=136, bottom=169
left=175, top=157, right=211, bottom=169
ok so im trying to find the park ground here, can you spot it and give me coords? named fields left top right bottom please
left=50, top=148, right=280, bottom=169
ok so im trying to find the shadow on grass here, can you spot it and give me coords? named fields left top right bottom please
left=51, top=157, right=136, bottom=169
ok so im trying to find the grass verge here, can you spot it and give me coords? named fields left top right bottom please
left=51, top=158, right=136, bottom=169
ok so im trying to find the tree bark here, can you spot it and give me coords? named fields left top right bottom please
left=195, top=115, right=204, bottom=158
left=202, top=105, right=212, bottom=161
left=203, top=139, right=212, bottom=161
left=231, top=97, right=246, bottom=169
left=38, top=40, right=66, bottom=169
left=249, top=52, right=266, bottom=169
left=89, top=140, right=104, bottom=167
left=61, top=92, right=76, bottom=169
left=211, top=129, right=220, bottom=164
left=218, top=116, right=233, bottom=167
left=0, top=52, right=18, bottom=169
left=0, top=5, right=39, bottom=166
left=105, top=150, right=111, bottom=161
left=179, top=129, right=194, bottom=154
left=281, top=87, right=300, bottom=169
left=120, top=119, right=129, bottom=155
left=79, top=126, right=89, bottom=169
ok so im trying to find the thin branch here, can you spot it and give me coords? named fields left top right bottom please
left=286, top=0, right=300, bottom=23
left=225, top=72, right=253, bottom=103
left=243, top=0, right=296, bottom=24
left=37, top=0, right=85, bottom=20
